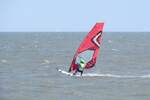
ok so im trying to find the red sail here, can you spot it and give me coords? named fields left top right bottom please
left=69, top=23, right=104, bottom=72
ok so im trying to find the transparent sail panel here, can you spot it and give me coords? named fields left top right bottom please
left=75, top=50, right=94, bottom=64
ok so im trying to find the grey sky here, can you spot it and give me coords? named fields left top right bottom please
left=0, top=0, right=150, bottom=32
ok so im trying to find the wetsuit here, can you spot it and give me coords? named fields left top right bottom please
left=74, top=61, right=86, bottom=76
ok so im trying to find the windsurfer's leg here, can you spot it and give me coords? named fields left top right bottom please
left=73, top=70, right=78, bottom=75
left=80, top=71, right=83, bottom=76
left=68, top=67, right=71, bottom=72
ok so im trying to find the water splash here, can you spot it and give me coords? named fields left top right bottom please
left=79, top=73, right=150, bottom=78
left=57, top=69, right=150, bottom=78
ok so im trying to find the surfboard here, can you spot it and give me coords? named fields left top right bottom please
left=57, top=68, right=85, bottom=77
left=57, top=68, right=74, bottom=76
left=57, top=68, right=100, bottom=77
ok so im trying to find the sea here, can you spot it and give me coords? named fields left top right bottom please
left=0, top=32, right=150, bottom=100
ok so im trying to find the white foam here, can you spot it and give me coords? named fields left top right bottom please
left=57, top=69, right=150, bottom=78
left=41, top=59, right=50, bottom=64
left=1, top=59, right=7, bottom=63
left=81, top=73, right=121, bottom=77
left=139, top=74, right=150, bottom=78
left=111, top=49, right=120, bottom=52
left=80, top=73, right=150, bottom=78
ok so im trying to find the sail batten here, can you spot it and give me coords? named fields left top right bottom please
left=69, top=23, right=104, bottom=72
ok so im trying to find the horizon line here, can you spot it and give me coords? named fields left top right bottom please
left=0, top=31, right=150, bottom=33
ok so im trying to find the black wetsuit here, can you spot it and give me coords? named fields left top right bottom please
left=73, top=64, right=84, bottom=76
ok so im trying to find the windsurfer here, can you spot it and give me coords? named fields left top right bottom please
left=68, top=23, right=104, bottom=77
left=73, top=58, right=86, bottom=76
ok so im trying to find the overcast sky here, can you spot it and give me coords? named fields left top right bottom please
left=0, top=0, right=150, bottom=32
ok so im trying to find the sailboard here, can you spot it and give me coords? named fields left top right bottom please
left=68, top=22, right=104, bottom=73
left=57, top=22, right=104, bottom=76
left=57, top=68, right=74, bottom=76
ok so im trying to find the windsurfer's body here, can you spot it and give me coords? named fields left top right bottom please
left=73, top=58, right=86, bottom=76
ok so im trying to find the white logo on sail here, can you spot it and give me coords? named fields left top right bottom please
left=92, top=32, right=102, bottom=47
